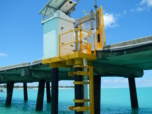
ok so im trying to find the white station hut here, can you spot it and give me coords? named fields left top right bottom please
left=39, top=0, right=77, bottom=59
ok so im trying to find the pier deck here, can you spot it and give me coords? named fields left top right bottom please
left=0, top=36, right=152, bottom=83
left=1, top=35, right=152, bottom=112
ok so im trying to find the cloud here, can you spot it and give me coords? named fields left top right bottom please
left=82, top=12, right=119, bottom=29
left=130, top=9, right=135, bottom=12
left=131, top=0, right=152, bottom=12
left=123, top=10, right=127, bottom=14
left=0, top=53, right=8, bottom=57
left=136, top=7, right=145, bottom=11
left=103, top=13, right=118, bottom=28
left=140, top=0, right=152, bottom=7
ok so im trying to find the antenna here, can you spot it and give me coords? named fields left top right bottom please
left=94, top=0, right=98, bottom=10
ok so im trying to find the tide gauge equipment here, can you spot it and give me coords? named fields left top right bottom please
left=40, top=0, right=106, bottom=114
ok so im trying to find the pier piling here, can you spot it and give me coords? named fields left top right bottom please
left=36, top=80, right=45, bottom=111
left=74, top=68, right=84, bottom=114
left=46, top=82, right=51, bottom=103
left=23, top=83, right=28, bottom=101
left=51, top=68, right=59, bottom=114
left=128, top=78, right=138, bottom=109
left=94, top=76, right=101, bottom=114
left=5, top=82, right=14, bottom=106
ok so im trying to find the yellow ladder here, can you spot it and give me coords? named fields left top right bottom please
left=68, top=66, right=94, bottom=114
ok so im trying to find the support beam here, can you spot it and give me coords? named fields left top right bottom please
left=36, top=80, right=45, bottom=111
left=128, top=78, right=138, bottom=109
left=51, top=68, right=59, bottom=114
left=23, top=83, right=28, bottom=101
left=5, top=82, right=14, bottom=106
left=46, top=82, right=51, bottom=103
left=74, top=68, right=84, bottom=114
left=94, top=76, right=101, bottom=114
left=93, top=63, right=143, bottom=77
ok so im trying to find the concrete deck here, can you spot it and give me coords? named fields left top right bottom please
left=0, top=35, right=152, bottom=83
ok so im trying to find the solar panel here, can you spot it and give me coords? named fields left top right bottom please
left=39, top=0, right=77, bottom=16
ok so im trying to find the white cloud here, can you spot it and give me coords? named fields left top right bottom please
left=82, top=12, right=119, bottom=29
left=0, top=53, right=8, bottom=57
left=130, top=9, right=135, bottom=12
left=123, top=10, right=127, bottom=14
left=136, top=7, right=145, bottom=11
left=131, top=0, right=152, bottom=12
left=140, top=0, right=152, bottom=7
left=103, top=13, right=118, bottom=28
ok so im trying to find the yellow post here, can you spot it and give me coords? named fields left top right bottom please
left=59, top=35, right=61, bottom=57
left=79, top=19, right=82, bottom=52
left=93, top=34, right=96, bottom=55
left=89, top=66, right=94, bottom=114
left=96, top=6, right=106, bottom=50
left=76, top=28, right=79, bottom=52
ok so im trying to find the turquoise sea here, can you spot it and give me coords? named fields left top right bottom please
left=0, top=87, right=152, bottom=114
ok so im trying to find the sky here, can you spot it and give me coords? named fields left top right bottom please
left=0, top=0, right=152, bottom=87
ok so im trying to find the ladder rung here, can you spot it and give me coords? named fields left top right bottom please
left=68, top=72, right=74, bottom=76
left=73, top=81, right=90, bottom=85
left=68, top=106, right=90, bottom=112
left=83, top=66, right=91, bottom=68
left=74, top=65, right=83, bottom=68
left=73, top=99, right=90, bottom=103
left=68, top=71, right=90, bottom=76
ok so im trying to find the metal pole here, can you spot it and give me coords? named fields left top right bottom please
left=94, top=76, right=101, bottom=114
left=128, top=78, right=139, bottom=109
left=51, top=68, right=59, bottom=114
left=46, top=82, right=51, bottom=103
left=36, top=80, right=45, bottom=111
left=23, top=83, right=28, bottom=101
left=5, top=82, right=14, bottom=106
left=74, top=67, right=84, bottom=114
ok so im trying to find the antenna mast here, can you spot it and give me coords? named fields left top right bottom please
left=94, top=0, right=98, bottom=10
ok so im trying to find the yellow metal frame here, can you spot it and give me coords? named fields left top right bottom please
left=42, top=28, right=96, bottom=66
left=69, top=106, right=90, bottom=112
left=42, top=52, right=96, bottom=66
left=59, top=29, right=96, bottom=57
left=74, top=99, right=90, bottom=103
left=96, top=6, right=106, bottom=50
left=68, top=66, right=94, bottom=114
left=73, top=81, right=90, bottom=85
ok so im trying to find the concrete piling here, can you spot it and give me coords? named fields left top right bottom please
left=5, top=82, right=14, bottom=106
left=51, top=68, right=59, bottom=114
left=36, top=80, right=45, bottom=111
left=23, top=83, right=28, bottom=101
left=46, top=82, right=51, bottom=103
left=94, top=76, right=101, bottom=114
left=128, top=78, right=138, bottom=109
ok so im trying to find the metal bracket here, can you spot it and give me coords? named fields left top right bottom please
left=69, top=106, right=90, bottom=112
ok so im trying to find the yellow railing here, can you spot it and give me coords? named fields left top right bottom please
left=59, top=29, right=96, bottom=57
left=82, top=30, right=96, bottom=55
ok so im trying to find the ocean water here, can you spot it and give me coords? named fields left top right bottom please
left=0, top=87, right=152, bottom=114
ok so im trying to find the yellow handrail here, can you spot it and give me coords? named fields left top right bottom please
left=59, top=41, right=77, bottom=47
left=81, top=30, right=95, bottom=35
left=59, top=28, right=96, bottom=57
left=59, top=30, right=75, bottom=57
left=82, top=42, right=94, bottom=46
left=60, top=30, right=74, bottom=36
